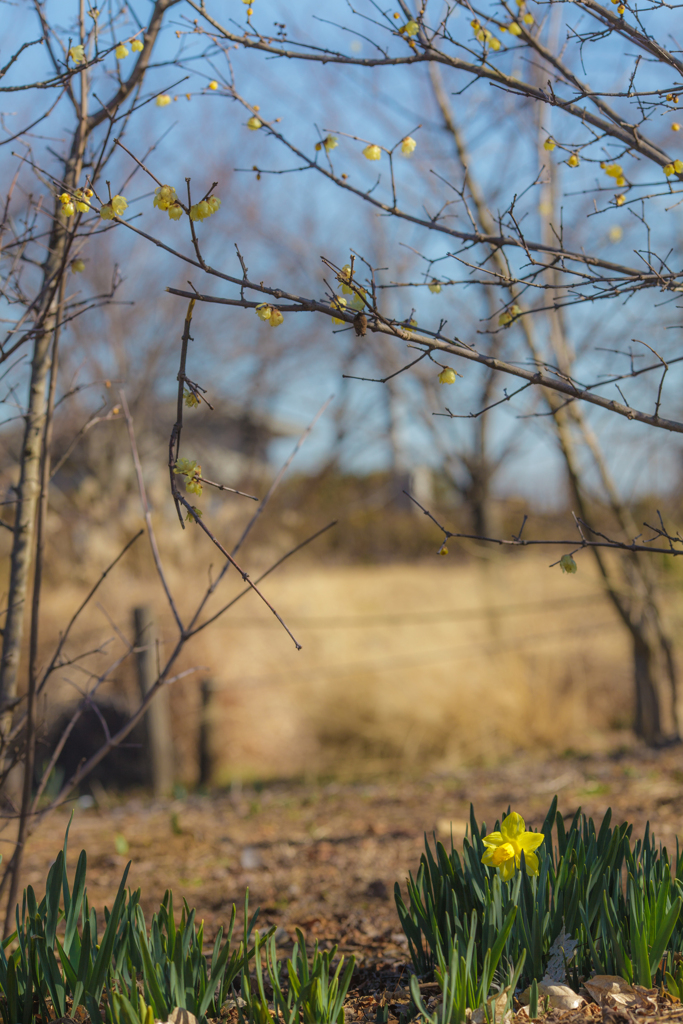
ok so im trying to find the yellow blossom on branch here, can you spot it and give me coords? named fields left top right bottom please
left=331, top=296, right=347, bottom=323
left=428, top=279, right=442, bottom=293
left=508, top=21, right=522, bottom=34
left=255, top=304, right=273, bottom=321
left=69, top=44, right=85, bottom=63
left=115, top=42, right=129, bottom=59
left=154, top=185, right=178, bottom=211
left=438, top=367, right=457, bottom=384
left=560, top=553, right=578, bottom=574
left=567, top=153, right=580, bottom=167
left=481, top=812, right=544, bottom=881
left=363, top=144, right=382, bottom=160
left=131, top=38, right=144, bottom=52
left=247, top=116, right=263, bottom=130
left=269, top=308, right=284, bottom=327
left=403, top=20, right=419, bottom=35
left=156, top=94, right=171, bottom=107
left=208, top=80, right=218, bottom=90
left=401, top=136, right=417, bottom=156
left=168, top=203, right=184, bottom=220
left=316, top=135, right=338, bottom=152
left=543, top=137, right=556, bottom=151
left=71, top=258, right=85, bottom=272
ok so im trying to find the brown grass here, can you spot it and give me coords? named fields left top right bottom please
left=26, top=523, right=644, bottom=785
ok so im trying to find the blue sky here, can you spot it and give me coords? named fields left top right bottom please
left=2, top=0, right=683, bottom=505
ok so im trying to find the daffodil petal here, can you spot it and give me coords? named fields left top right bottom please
left=500, top=812, right=526, bottom=842
left=498, top=857, right=517, bottom=881
left=482, top=831, right=504, bottom=848
left=519, top=831, right=545, bottom=854
left=520, top=850, right=540, bottom=876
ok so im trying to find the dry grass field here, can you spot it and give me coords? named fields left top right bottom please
left=30, top=527, right=656, bottom=786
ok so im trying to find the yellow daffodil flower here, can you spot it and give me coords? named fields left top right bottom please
left=401, top=136, right=417, bottom=156
left=363, top=144, right=381, bottom=160
left=560, top=553, right=578, bottom=574
left=156, top=94, right=171, bottom=107
left=481, top=812, right=544, bottom=880
left=438, top=367, right=457, bottom=384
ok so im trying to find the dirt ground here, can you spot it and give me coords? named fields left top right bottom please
left=13, top=745, right=683, bottom=1021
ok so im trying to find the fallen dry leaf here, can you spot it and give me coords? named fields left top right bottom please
left=165, top=1009, right=198, bottom=1024
left=519, top=981, right=585, bottom=1010
left=583, top=976, right=657, bottom=1011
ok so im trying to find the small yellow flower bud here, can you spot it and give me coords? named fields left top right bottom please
left=523, top=13, right=534, bottom=22
left=439, top=546, right=449, bottom=556
left=168, top=203, right=184, bottom=220
left=71, top=258, right=85, bottom=272
left=131, top=38, right=144, bottom=51
left=115, top=42, right=129, bottom=59
left=269, top=309, right=284, bottom=327
left=111, top=194, right=127, bottom=216
left=567, top=153, right=579, bottom=167
left=490, top=37, right=501, bottom=49
left=322, top=135, right=338, bottom=151
left=99, top=203, right=114, bottom=220
left=363, top=144, right=382, bottom=160
left=560, top=553, right=578, bottom=574
left=255, top=304, right=273, bottom=321
left=508, top=21, right=522, bottom=34
left=247, top=116, right=263, bottom=130
left=616, top=175, right=626, bottom=186
left=208, top=80, right=218, bottom=90
left=83, top=188, right=93, bottom=198
left=543, top=138, right=556, bottom=151
left=428, top=279, right=442, bottom=294
left=663, top=163, right=675, bottom=176
left=404, top=20, right=419, bottom=35
left=615, top=194, right=626, bottom=206
left=617, top=4, right=625, bottom=11
left=69, top=44, right=85, bottom=63
left=156, top=94, right=171, bottom=107
left=674, top=160, right=683, bottom=172
left=207, top=196, right=221, bottom=214
left=331, top=296, right=348, bottom=324
left=673, top=123, right=681, bottom=131
left=401, top=136, right=417, bottom=156
left=438, top=367, right=457, bottom=384
left=59, top=192, right=71, bottom=204
left=608, top=225, right=622, bottom=242
left=154, top=184, right=177, bottom=210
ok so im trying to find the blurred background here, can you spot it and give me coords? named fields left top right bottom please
left=2, top=0, right=683, bottom=803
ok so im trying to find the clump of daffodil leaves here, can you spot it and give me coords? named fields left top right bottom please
left=396, top=795, right=683, bottom=1022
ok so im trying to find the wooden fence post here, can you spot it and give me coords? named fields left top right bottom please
left=198, top=678, right=213, bottom=786
left=133, top=606, right=173, bottom=797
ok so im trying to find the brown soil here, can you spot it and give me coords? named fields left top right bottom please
left=15, top=745, right=683, bottom=1022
